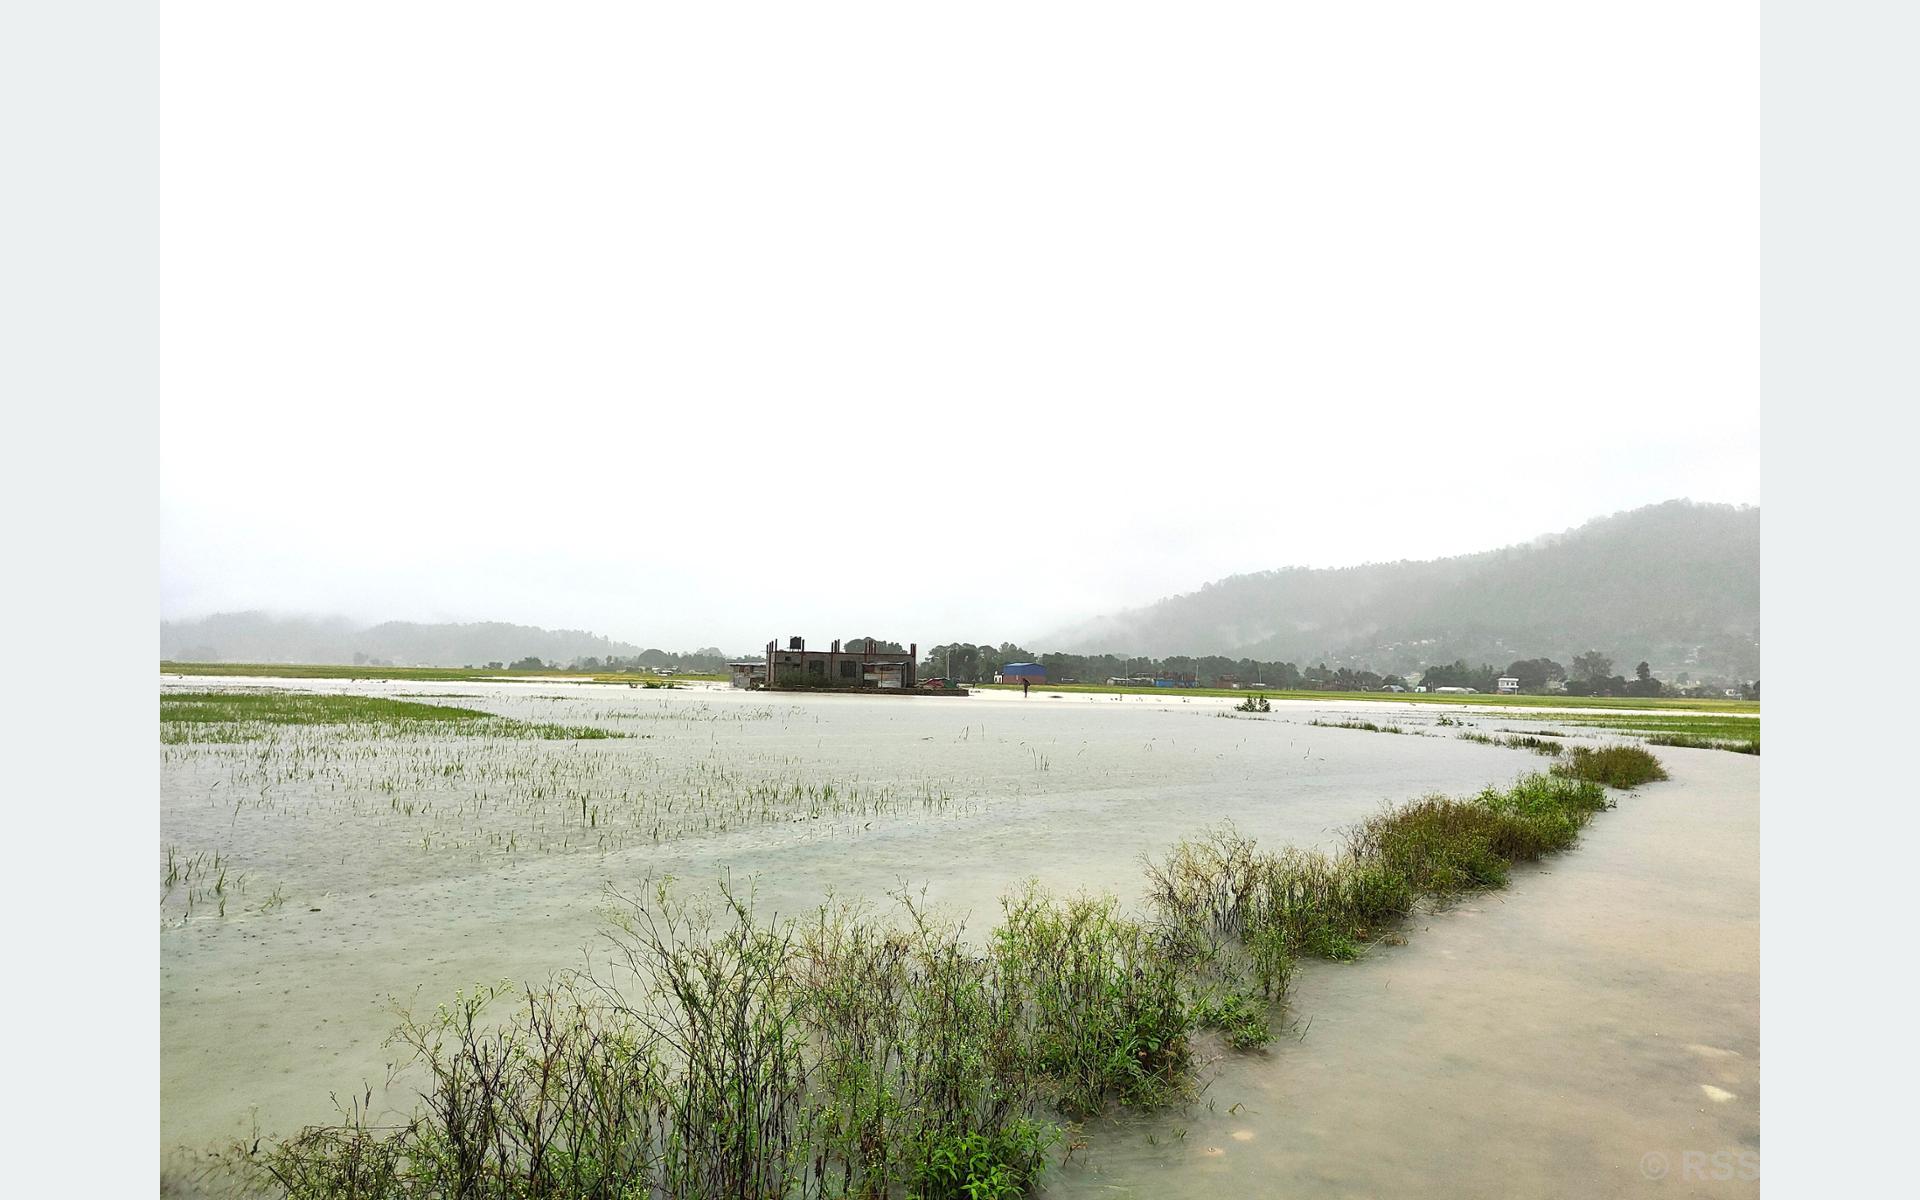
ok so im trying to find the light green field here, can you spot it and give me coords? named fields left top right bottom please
left=975, top=681, right=1758, bottom=713
left=160, top=660, right=726, bottom=684
left=1493, top=710, right=1761, bottom=753
left=159, top=689, right=626, bottom=743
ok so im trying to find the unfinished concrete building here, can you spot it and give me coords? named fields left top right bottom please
left=756, top=636, right=918, bottom=690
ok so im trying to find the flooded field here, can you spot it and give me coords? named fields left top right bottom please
left=160, top=678, right=1758, bottom=1196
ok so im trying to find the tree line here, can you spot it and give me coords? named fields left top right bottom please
left=484, top=648, right=735, bottom=674
left=914, top=643, right=1755, bottom=699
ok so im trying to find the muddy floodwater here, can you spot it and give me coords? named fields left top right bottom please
left=160, top=679, right=1758, bottom=1196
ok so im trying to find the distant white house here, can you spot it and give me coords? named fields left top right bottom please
left=1496, top=676, right=1521, bottom=694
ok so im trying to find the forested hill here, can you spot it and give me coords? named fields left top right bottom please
left=159, top=612, right=658, bottom=668
left=1047, top=500, right=1760, bottom=680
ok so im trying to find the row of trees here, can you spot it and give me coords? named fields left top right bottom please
left=915, top=642, right=1755, bottom=699
left=488, top=639, right=1753, bottom=697
left=1419, top=653, right=1758, bottom=698
left=487, top=648, right=737, bottom=673
left=916, top=644, right=1379, bottom=691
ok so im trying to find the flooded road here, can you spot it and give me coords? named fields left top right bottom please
left=160, top=680, right=1757, bottom=1195
left=1047, top=741, right=1759, bottom=1198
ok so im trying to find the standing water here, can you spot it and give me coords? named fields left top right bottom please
left=160, top=680, right=1757, bottom=1196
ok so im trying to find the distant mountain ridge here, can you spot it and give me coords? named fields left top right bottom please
left=159, top=612, right=652, bottom=667
left=1046, top=500, right=1760, bottom=680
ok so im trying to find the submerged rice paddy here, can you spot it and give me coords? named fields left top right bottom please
left=160, top=679, right=1758, bottom=1197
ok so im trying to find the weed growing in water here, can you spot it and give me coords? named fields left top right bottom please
left=1145, top=768, right=1625, bottom=976
left=1309, top=718, right=1410, bottom=735
left=227, top=881, right=1185, bottom=1198
left=1552, top=744, right=1670, bottom=788
left=994, top=885, right=1192, bottom=1116
left=1234, top=694, right=1271, bottom=714
left=1456, top=731, right=1564, bottom=756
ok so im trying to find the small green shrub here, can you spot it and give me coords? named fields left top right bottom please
left=911, top=1120, right=1054, bottom=1200
left=1192, top=989, right=1271, bottom=1050
left=994, top=887, right=1191, bottom=1116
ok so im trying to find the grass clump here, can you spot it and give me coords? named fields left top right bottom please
left=1349, top=797, right=1518, bottom=892
left=1457, top=730, right=1563, bottom=755
left=1310, top=718, right=1408, bottom=735
left=1142, top=826, right=1408, bottom=977
left=1353, top=775, right=1611, bottom=894
left=1144, top=765, right=1636, bottom=979
left=1234, top=694, right=1271, bottom=713
left=1502, top=734, right=1564, bottom=756
left=1552, top=744, right=1670, bottom=788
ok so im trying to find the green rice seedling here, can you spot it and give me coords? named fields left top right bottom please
left=1506, top=711, right=1759, bottom=746
left=161, top=690, right=629, bottom=745
left=1552, top=744, right=1670, bottom=788
left=1645, top=732, right=1760, bottom=755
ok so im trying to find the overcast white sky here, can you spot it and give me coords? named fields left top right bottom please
left=160, top=2, right=1757, bottom=651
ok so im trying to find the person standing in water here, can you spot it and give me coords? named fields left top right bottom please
left=1022, top=677, right=1030, bottom=698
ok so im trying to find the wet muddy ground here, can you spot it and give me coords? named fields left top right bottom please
left=160, top=679, right=1758, bottom=1195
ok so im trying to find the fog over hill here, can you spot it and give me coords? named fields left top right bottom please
left=162, top=501, right=1758, bottom=682
left=158, top=612, right=689, bottom=668
left=1045, top=500, right=1760, bottom=680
